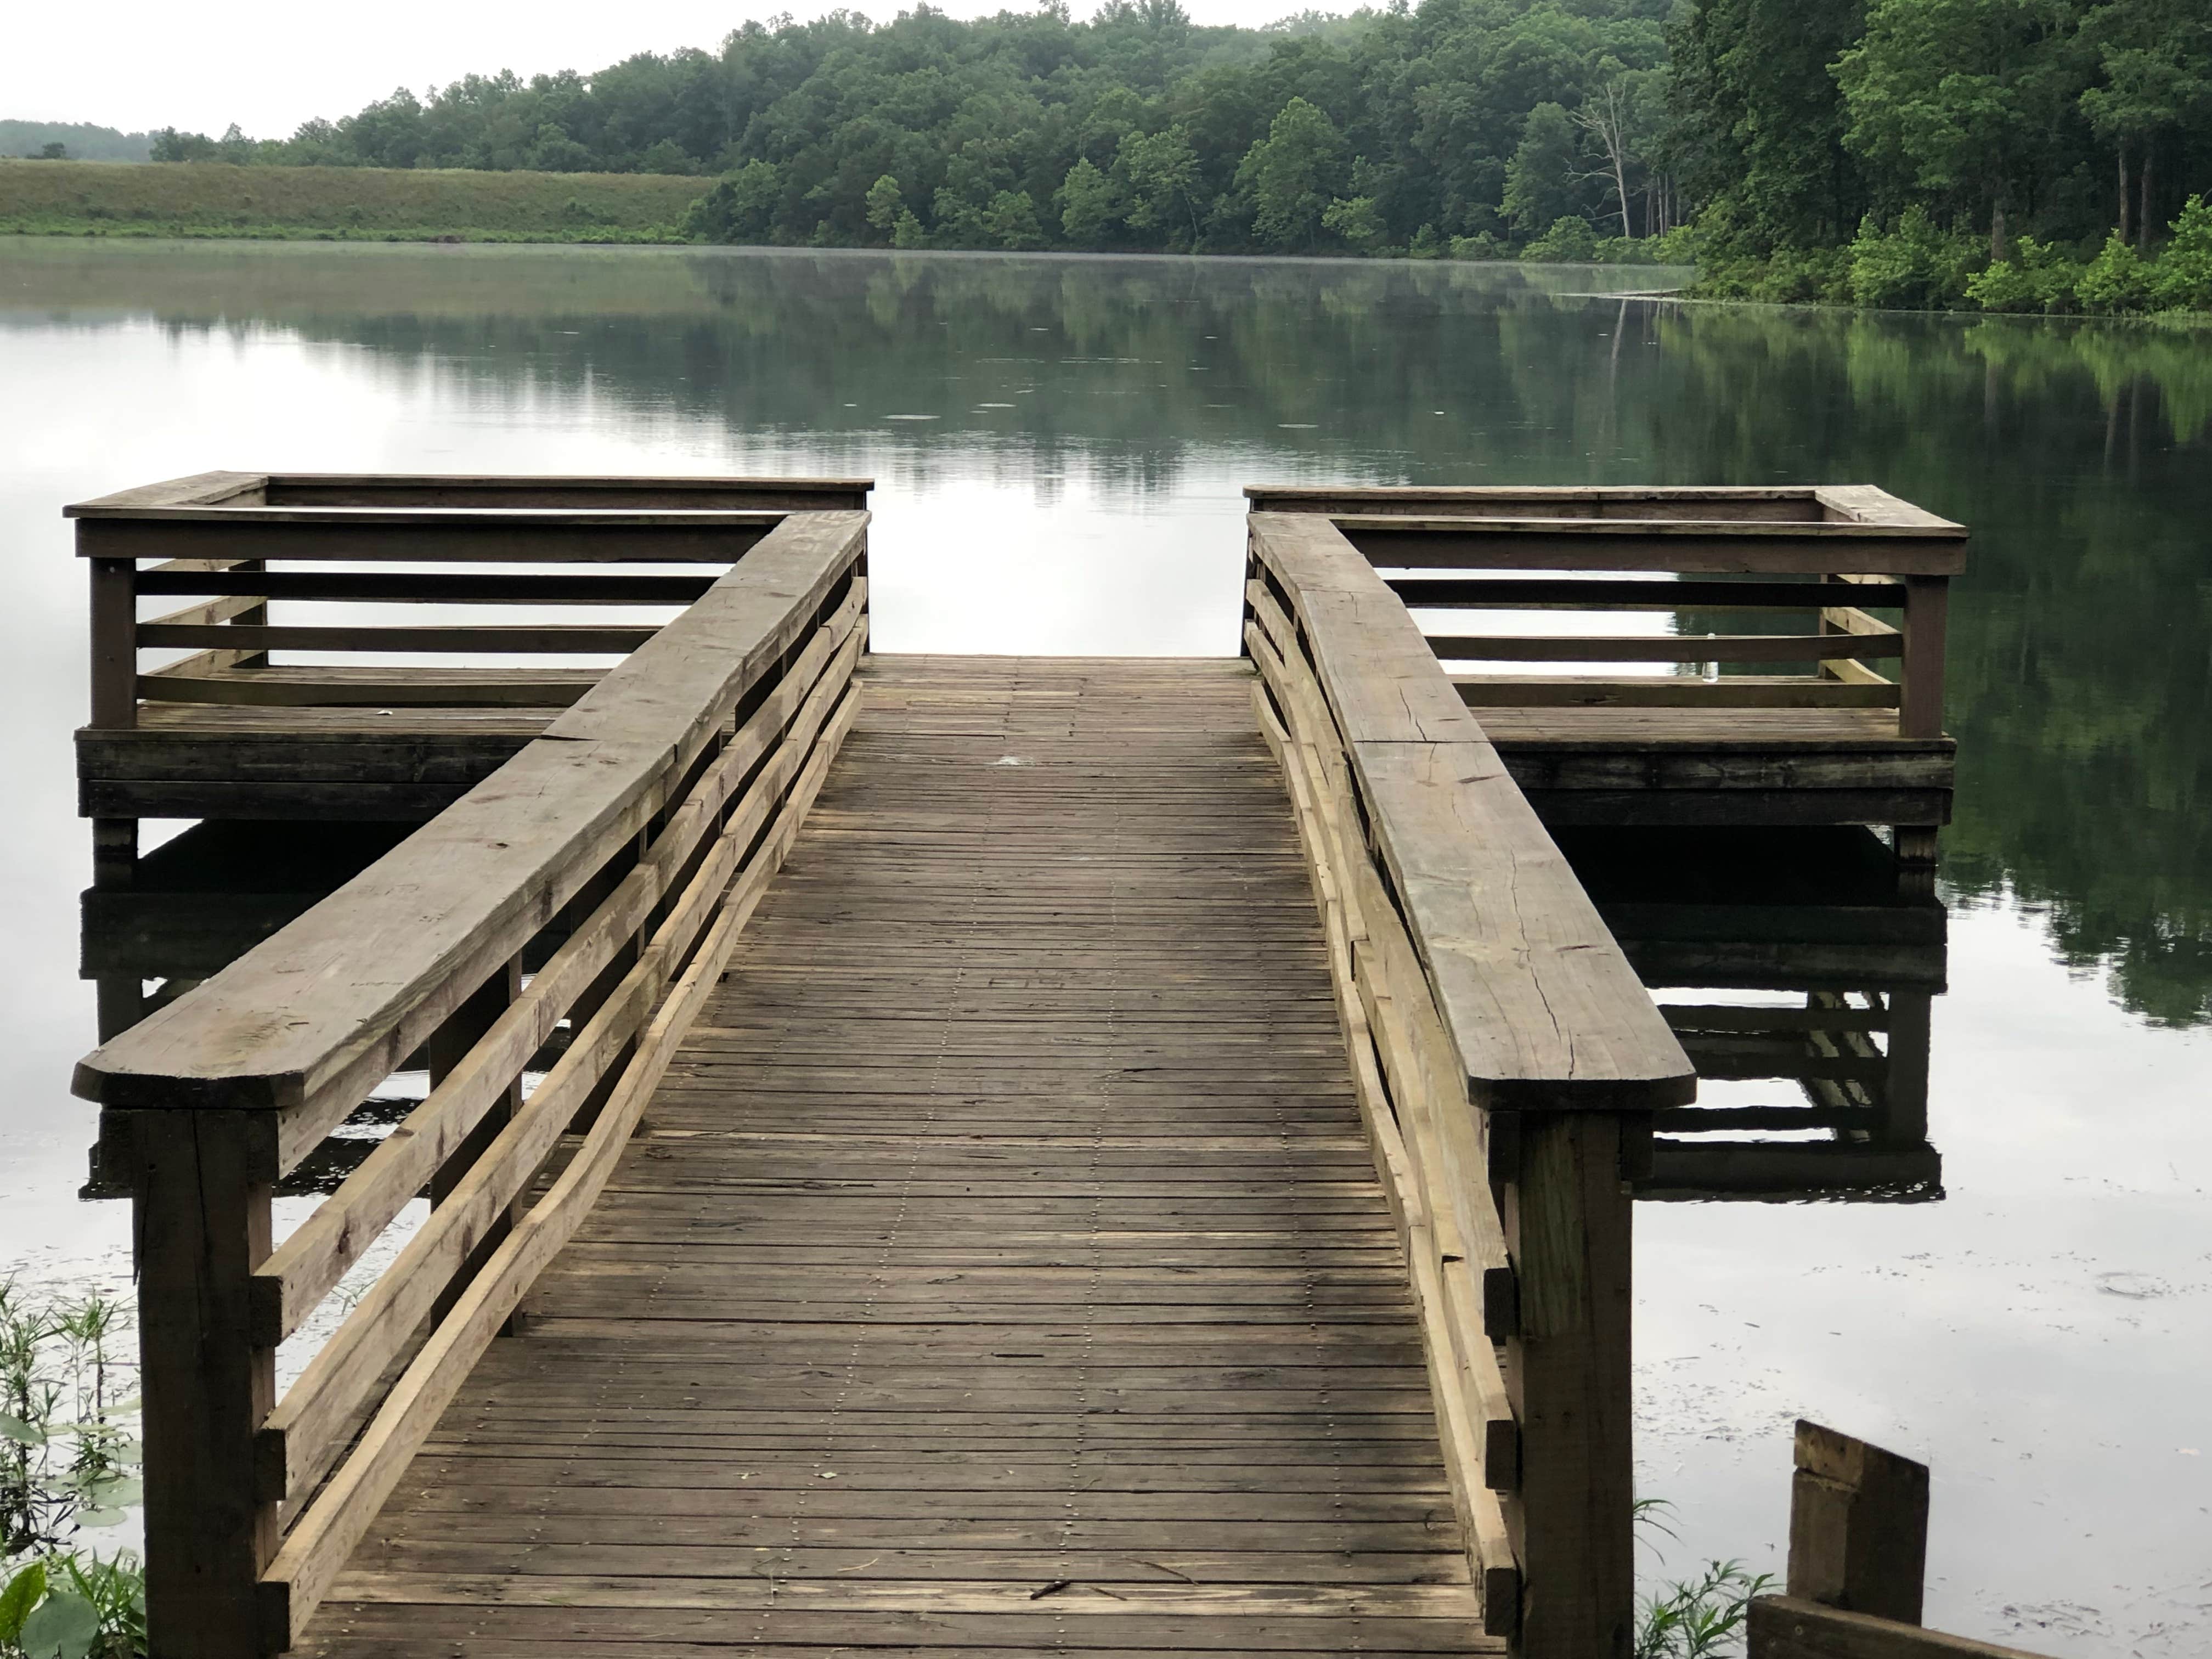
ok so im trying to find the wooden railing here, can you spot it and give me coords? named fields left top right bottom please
left=1244, top=484, right=1966, bottom=731
left=69, top=471, right=870, bottom=865
left=74, top=506, right=871, bottom=1657
left=1243, top=510, right=1697, bottom=1658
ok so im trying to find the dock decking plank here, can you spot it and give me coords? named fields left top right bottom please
left=295, top=654, right=1499, bottom=1658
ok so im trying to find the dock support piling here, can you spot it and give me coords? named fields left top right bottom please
left=1503, top=1110, right=1637, bottom=1659
left=127, top=1108, right=277, bottom=1659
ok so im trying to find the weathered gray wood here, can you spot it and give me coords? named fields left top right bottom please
left=1392, top=578, right=1909, bottom=610
left=138, top=622, right=664, bottom=654
left=263, top=687, right=862, bottom=1649
left=1500, top=1113, right=1635, bottom=1659
left=1454, top=677, right=1900, bottom=711
left=1246, top=484, right=1830, bottom=523
left=1747, top=1597, right=2051, bottom=1659
left=1898, top=579, right=1950, bottom=739
left=72, top=512, right=782, bottom=565
left=134, top=569, right=716, bottom=603
left=1342, top=522, right=1967, bottom=578
left=252, top=473, right=870, bottom=511
left=1788, top=1423, right=1931, bottom=1626
left=72, top=514, right=867, bottom=1149
left=88, top=558, right=138, bottom=730
left=68, top=470, right=268, bottom=511
left=1250, top=514, right=1694, bottom=1113
left=277, top=657, right=1498, bottom=1659
left=1425, top=632, right=1904, bottom=664
left=137, top=664, right=601, bottom=709
left=125, top=1109, right=278, bottom=1659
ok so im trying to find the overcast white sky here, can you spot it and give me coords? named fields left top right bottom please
left=5, top=0, right=1306, bottom=139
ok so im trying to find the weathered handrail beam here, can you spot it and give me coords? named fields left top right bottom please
left=1245, top=506, right=1695, bottom=1659
left=1248, top=512, right=1697, bottom=1109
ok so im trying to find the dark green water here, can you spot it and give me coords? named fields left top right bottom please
left=2, top=240, right=2205, bottom=1652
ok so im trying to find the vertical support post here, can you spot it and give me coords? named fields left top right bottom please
left=230, top=557, right=270, bottom=669
left=1894, top=578, right=1947, bottom=894
left=89, top=555, right=140, bottom=891
left=127, top=1108, right=278, bottom=1659
left=1898, top=576, right=1948, bottom=739
left=1878, top=992, right=1932, bottom=1145
left=1502, top=1110, right=1635, bottom=1659
left=1786, top=1420, right=1929, bottom=1624
left=426, top=957, right=523, bottom=1325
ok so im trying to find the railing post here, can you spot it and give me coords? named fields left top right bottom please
left=88, top=555, right=139, bottom=892
left=125, top=1107, right=279, bottom=1659
left=1501, top=1109, right=1637, bottom=1659
left=427, top=956, right=524, bottom=1325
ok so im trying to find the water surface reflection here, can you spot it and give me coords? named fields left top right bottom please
left=4, top=240, right=2208, bottom=1654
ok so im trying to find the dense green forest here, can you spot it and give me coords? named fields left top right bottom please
left=98, top=0, right=2212, bottom=306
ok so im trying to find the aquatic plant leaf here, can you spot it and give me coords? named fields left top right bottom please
left=0, top=1560, right=47, bottom=1643
left=74, top=1507, right=128, bottom=1528
left=0, top=1412, right=47, bottom=1444
left=19, top=1587, right=100, bottom=1659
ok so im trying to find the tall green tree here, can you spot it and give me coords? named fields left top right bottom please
left=1836, top=0, right=2088, bottom=260
left=1237, top=97, right=1348, bottom=250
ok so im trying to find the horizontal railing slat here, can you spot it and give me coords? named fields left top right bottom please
left=1390, top=577, right=1909, bottom=610
left=134, top=571, right=719, bottom=603
left=1425, top=633, right=1904, bottom=664
left=137, top=665, right=601, bottom=708
left=1452, top=675, right=1901, bottom=710
left=72, top=511, right=868, bottom=1139
left=138, top=623, right=665, bottom=654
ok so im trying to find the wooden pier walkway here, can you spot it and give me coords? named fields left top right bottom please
left=65, top=474, right=1965, bottom=1659
left=303, top=656, right=1493, bottom=1656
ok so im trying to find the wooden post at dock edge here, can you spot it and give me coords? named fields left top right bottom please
left=127, top=1109, right=278, bottom=1659
left=1787, top=1419, right=1930, bottom=1626
left=1503, top=1110, right=1636, bottom=1659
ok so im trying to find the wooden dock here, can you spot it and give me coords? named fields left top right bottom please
left=65, top=473, right=1964, bottom=1659
left=301, top=655, right=1497, bottom=1656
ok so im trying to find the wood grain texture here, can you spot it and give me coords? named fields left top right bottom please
left=1747, top=1598, right=2053, bottom=1659
left=290, top=656, right=1503, bottom=1659
left=74, top=512, right=866, bottom=1135
left=1250, top=515, right=1695, bottom=1111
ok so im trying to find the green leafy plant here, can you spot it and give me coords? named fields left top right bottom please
left=1635, top=1558, right=1775, bottom=1659
left=0, top=1287, right=139, bottom=1560
left=1, top=1553, right=145, bottom=1659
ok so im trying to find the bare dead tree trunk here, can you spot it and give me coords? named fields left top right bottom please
left=1571, top=82, right=1637, bottom=239
left=2118, top=144, right=2131, bottom=244
left=2138, top=146, right=2153, bottom=252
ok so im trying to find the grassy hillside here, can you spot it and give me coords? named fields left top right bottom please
left=0, top=160, right=705, bottom=241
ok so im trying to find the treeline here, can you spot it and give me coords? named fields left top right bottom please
left=144, top=0, right=1684, bottom=259
left=128, top=0, right=2212, bottom=304
left=1675, top=0, right=2212, bottom=309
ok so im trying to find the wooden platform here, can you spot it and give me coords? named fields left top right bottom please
left=294, top=656, right=1502, bottom=1658
left=78, top=686, right=1955, bottom=830
left=1474, top=706, right=1953, bottom=830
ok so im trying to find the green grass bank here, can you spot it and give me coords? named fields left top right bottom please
left=0, top=159, right=702, bottom=241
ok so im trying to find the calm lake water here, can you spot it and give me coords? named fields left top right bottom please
left=2, top=239, right=2207, bottom=1653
